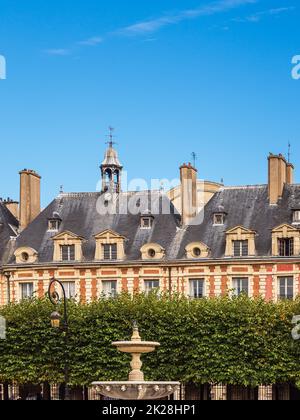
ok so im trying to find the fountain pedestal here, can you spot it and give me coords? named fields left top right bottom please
left=92, top=324, right=180, bottom=400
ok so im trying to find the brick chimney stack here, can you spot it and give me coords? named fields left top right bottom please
left=268, top=154, right=294, bottom=205
left=180, top=162, right=198, bottom=226
left=19, top=169, right=41, bottom=231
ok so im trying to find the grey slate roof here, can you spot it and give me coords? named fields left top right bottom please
left=4, top=184, right=300, bottom=264
left=179, top=184, right=300, bottom=259
left=0, top=202, right=19, bottom=264
left=13, top=191, right=181, bottom=263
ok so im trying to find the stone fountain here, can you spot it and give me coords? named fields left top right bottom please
left=92, top=323, right=180, bottom=400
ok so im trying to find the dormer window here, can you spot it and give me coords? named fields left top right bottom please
left=60, top=245, right=75, bottom=261
left=214, top=213, right=225, bottom=226
left=141, top=217, right=154, bottom=229
left=48, top=213, right=62, bottom=232
left=48, top=219, right=61, bottom=232
left=103, top=244, right=118, bottom=260
left=293, top=210, right=300, bottom=224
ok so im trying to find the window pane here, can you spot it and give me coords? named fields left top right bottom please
left=102, top=281, right=117, bottom=297
left=190, top=279, right=204, bottom=299
left=20, top=283, right=33, bottom=300
left=278, top=277, right=294, bottom=300
left=233, top=278, right=249, bottom=296
left=111, top=244, right=117, bottom=260
left=145, top=280, right=159, bottom=294
left=242, top=241, right=249, bottom=256
left=61, top=245, right=75, bottom=261
left=103, top=244, right=118, bottom=260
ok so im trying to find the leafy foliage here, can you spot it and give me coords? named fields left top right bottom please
left=0, top=294, right=299, bottom=386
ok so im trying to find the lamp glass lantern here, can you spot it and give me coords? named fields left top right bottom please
left=50, top=311, right=62, bottom=329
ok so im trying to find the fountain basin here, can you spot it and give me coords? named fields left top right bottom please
left=112, top=341, right=160, bottom=354
left=92, top=381, right=181, bottom=400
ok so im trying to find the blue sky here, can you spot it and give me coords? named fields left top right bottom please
left=0, top=0, right=299, bottom=206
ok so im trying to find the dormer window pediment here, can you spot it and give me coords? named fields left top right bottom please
left=225, top=226, right=256, bottom=257
left=52, top=231, right=84, bottom=262
left=94, top=229, right=126, bottom=261
left=271, top=224, right=300, bottom=256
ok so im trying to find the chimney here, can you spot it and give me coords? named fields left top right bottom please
left=268, top=154, right=288, bottom=205
left=19, top=169, right=41, bottom=231
left=3, top=198, right=19, bottom=220
left=180, top=163, right=198, bottom=226
left=286, top=163, right=294, bottom=184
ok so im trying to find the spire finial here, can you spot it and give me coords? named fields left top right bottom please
left=191, top=152, right=197, bottom=168
left=106, top=126, right=117, bottom=149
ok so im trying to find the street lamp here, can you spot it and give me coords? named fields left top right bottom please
left=4, top=272, right=11, bottom=304
left=48, top=278, right=70, bottom=401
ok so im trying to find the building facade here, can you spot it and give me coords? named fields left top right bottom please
left=0, top=146, right=300, bottom=306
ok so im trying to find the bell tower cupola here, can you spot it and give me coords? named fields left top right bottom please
left=100, top=127, right=123, bottom=193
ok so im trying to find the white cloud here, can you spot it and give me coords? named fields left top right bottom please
left=234, top=6, right=295, bottom=23
left=121, top=0, right=258, bottom=35
left=45, top=49, right=71, bottom=56
left=78, top=36, right=103, bottom=46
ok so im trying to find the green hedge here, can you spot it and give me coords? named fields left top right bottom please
left=0, top=294, right=299, bottom=387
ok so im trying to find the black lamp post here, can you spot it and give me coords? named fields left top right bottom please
left=48, top=278, right=70, bottom=401
left=4, top=271, right=11, bottom=304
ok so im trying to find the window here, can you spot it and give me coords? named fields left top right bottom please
left=103, top=244, right=118, bottom=260
left=232, top=278, right=249, bottom=296
left=278, top=277, right=294, bottom=300
left=20, top=283, right=34, bottom=300
left=21, top=252, right=29, bottom=262
left=192, top=248, right=201, bottom=258
left=60, top=245, right=75, bottom=261
left=233, top=240, right=249, bottom=257
left=214, top=213, right=225, bottom=225
left=144, top=280, right=160, bottom=294
left=102, top=280, right=117, bottom=298
left=148, top=249, right=156, bottom=259
left=293, top=210, right=300, bottom=224
left=278, top=238, right=294, bottom=256
left=62, top=282, right=76, bottom=299
left=48, top=219, right=61, bottom=232
left=189, top=279, right=205, bottom=299
left=141, top=217, right=153, bottom=229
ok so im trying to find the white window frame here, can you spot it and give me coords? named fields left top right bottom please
left=61, top=281, right=76, bottom=300
left=60, top=245, right=75, bottom=261
left=102, top=244, right=118, bottom=260
left=141, top=217, right=153, bottom=229
left=20, top=282, right=34, bottom=300
left=213, top=213, right=225, bottom=226
left=144, top=279, right=160, bottom=295
left=101, top=280, right=118, bottom=298
left=233, top=240, right=249, bottom=257
left=189, top=279, right=205, bottom=299
left=293, top=210, right=300, bottom=224
left=48, top=219, right=60, bottom=232
left=232, top=278, right=249, bottom=297
left=278, top=276, right=294, bottom=301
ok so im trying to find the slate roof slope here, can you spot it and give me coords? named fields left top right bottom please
left=13, top=191, right=181, bottom=263
left=7, top=184, right=300, bottom=264
left=0, top=202, right=19, bottom=264
left=179, top=184, right=300, bottom=259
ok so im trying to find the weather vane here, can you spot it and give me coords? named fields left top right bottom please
left=288, top=142, right=291, bottom=163
left=191, top=152, right=197, bottom=168
left=106, top=126, right=117, bottom=148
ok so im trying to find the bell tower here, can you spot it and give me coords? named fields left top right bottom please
left=100, top=128, right=123, bottom=193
